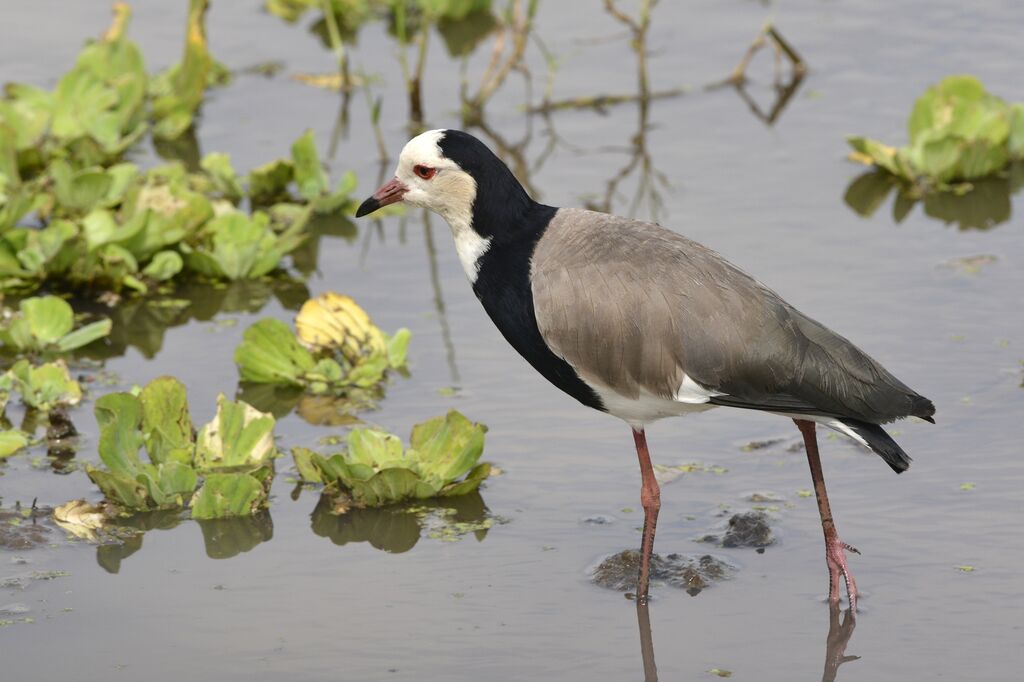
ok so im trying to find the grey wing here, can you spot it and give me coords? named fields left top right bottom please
left=531, top=209, right=933, bottom=424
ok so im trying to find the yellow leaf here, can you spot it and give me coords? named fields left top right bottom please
left=291, top=72, right=367, bottom=91
left=295, top=292, right=386, bottom=362
left=53, top=499, right=108, bottom=542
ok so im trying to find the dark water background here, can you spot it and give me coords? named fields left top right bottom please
left=1, top=1, right=1022, bottom=679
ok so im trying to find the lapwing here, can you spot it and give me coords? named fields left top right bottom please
left=356, top=129, right=935, bottom=607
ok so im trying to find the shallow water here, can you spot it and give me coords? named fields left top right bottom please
left=2, top=1, right=1023, bottom=680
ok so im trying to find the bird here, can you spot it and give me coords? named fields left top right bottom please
left=355, top=129, right=935, bottom=608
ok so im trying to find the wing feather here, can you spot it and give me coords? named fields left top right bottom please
left=530, top=208, right=933, bottom=424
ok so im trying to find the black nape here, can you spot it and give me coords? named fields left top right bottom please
left=438, top=130, right=535, bottom=241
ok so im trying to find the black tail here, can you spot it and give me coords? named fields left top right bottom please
left=840, top=419, right=913, bottom=474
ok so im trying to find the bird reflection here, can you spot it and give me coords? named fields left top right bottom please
left=632, top=601, right=859, bottom=681
left=822, top=604, right=859, bottom=682
left=636, top=602, right=659, bottom=681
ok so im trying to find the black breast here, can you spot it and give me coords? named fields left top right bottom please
left=471, top=205, right=605, bottom=413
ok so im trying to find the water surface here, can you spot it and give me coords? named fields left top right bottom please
left=1, top=1, right=1022, bottom=679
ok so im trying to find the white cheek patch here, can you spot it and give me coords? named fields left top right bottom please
left=398, top=129, right=491, bottom=283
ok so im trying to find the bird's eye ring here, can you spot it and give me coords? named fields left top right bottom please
left=413, top=165, right=436, bottom=180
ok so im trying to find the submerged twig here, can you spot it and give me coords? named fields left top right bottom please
left=362, top=80, right=388, bottom=162
left=461, top=0, right=538, bottom=123
left=393, top=2, right=429, bottom=132
left=526, top=87, right=687, bottom=114
left=727, top=24, right=806, bottom=86
left=422, top=210, right=461, bottom=384
left=705, top=23, right=807, bottom=126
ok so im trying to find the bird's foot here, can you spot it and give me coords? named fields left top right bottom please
left=825, top=535, right=859, bottom=611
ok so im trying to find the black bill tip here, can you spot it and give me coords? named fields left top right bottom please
left=355, top=196, right=381, bottom=218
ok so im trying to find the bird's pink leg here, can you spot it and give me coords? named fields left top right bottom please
left=794, top=419, right=860, bottom=610
left=633, top=427, right=661, bottom=605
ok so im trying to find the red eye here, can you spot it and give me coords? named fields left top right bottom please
left=414, top=165, right=436, bottom=180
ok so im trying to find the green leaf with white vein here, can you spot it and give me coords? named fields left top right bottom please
left=193, top=394, right=276, bottom=472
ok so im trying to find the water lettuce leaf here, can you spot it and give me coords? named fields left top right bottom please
left=296, top=291, right=387, bottom=361
left=293, top=410, right=490, bottom=506
left=194, top=394, right=276, bottom=472
left=191, top=472, right=267, bottom=519
left=848, top=75, right=1024, bottom=190
left=237, top=293, right=410, bottom=418
left=235, top=318, right=317, bottom=385
left=86, top=378, right=277, bottom=518
left=7, top=359, right=83, bottom=412
left=0, top=429, right=30, bottom=458
left=139, top=376, right=194, bottom=465
left=0, top=295, right=111, bottom=353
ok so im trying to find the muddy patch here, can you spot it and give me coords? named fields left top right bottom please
left=701, top=511, right=776, bottom=550
left=0, top=504, right=55, bottom=550
left=591, top=550, right=735, bottom=596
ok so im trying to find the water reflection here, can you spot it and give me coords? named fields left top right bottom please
left=844, top=163, right=1023, bottom=230
left=422, top=210, right=461, bottom=384
left=309, top=490, right=492, bottom=553
left=712, top=24, right=807, bottom=127
left=236, top=381, right=379, bottom=423
left=95, top=509, right=184, bottom=574
left=94, top=510, right=274, bottom=573
left=86, top=490, right=493, bottom=571
left=632, top=601, right=858, bottom=681
left=73, top=278, right=310, bottom=362
left=636, top=602, right=659, bottom=681
left=197, top=513, right=275, bottom=560
left=822, top=605, right=859, bottom=682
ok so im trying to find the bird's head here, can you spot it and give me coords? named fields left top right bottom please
left=355, top=129, right=533, bottom=237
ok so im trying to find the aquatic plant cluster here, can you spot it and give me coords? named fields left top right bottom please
left=0, top=3, right=356, bottom=296
left=0, top=3, right=496, bottom=527
left=848, top=75, right=1024, bottom=192
left=292, top=410, right=491, bottom=507
left=0, top=289, right=483, bottom=519
left=3, top=0, right=1010, bottom=554
left=86, top=377, right=276, bottom=518
left=237, top=292, right=410, bottom=396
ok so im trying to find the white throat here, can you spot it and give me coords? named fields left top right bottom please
left=397, top=129, right=492, bottom=282
left=447, top=213, right=491, bottom=283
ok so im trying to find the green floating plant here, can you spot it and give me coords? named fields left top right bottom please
left=0, top=4, right=358, bottom=296
left=266, top=0, right=495, bottom=32
left=848, top=75, right=1024, bottom=192
left=0, top=429, right=30, bottom=459
left=0, top=135, right=353, bottom=294
left=292, top=409, right=490, bottom=506
left=148, top=0, right=228, bottom=141
left=236, top=291, right=410, bottom=400
left=0, top=357, right=83, bottom=459
left=1, top=359, right=83, bottom=414
left=0, top=295, right=111, bottom=354
left=85, top=376, right=277, bottom=518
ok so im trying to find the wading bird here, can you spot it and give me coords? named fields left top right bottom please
left=356, top=129, right=934, bottom=607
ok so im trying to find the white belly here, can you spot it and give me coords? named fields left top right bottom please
left=589, top=383, right=718, bottom=428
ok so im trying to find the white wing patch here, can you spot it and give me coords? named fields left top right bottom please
left=675, top=374, right=725, bottom=404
